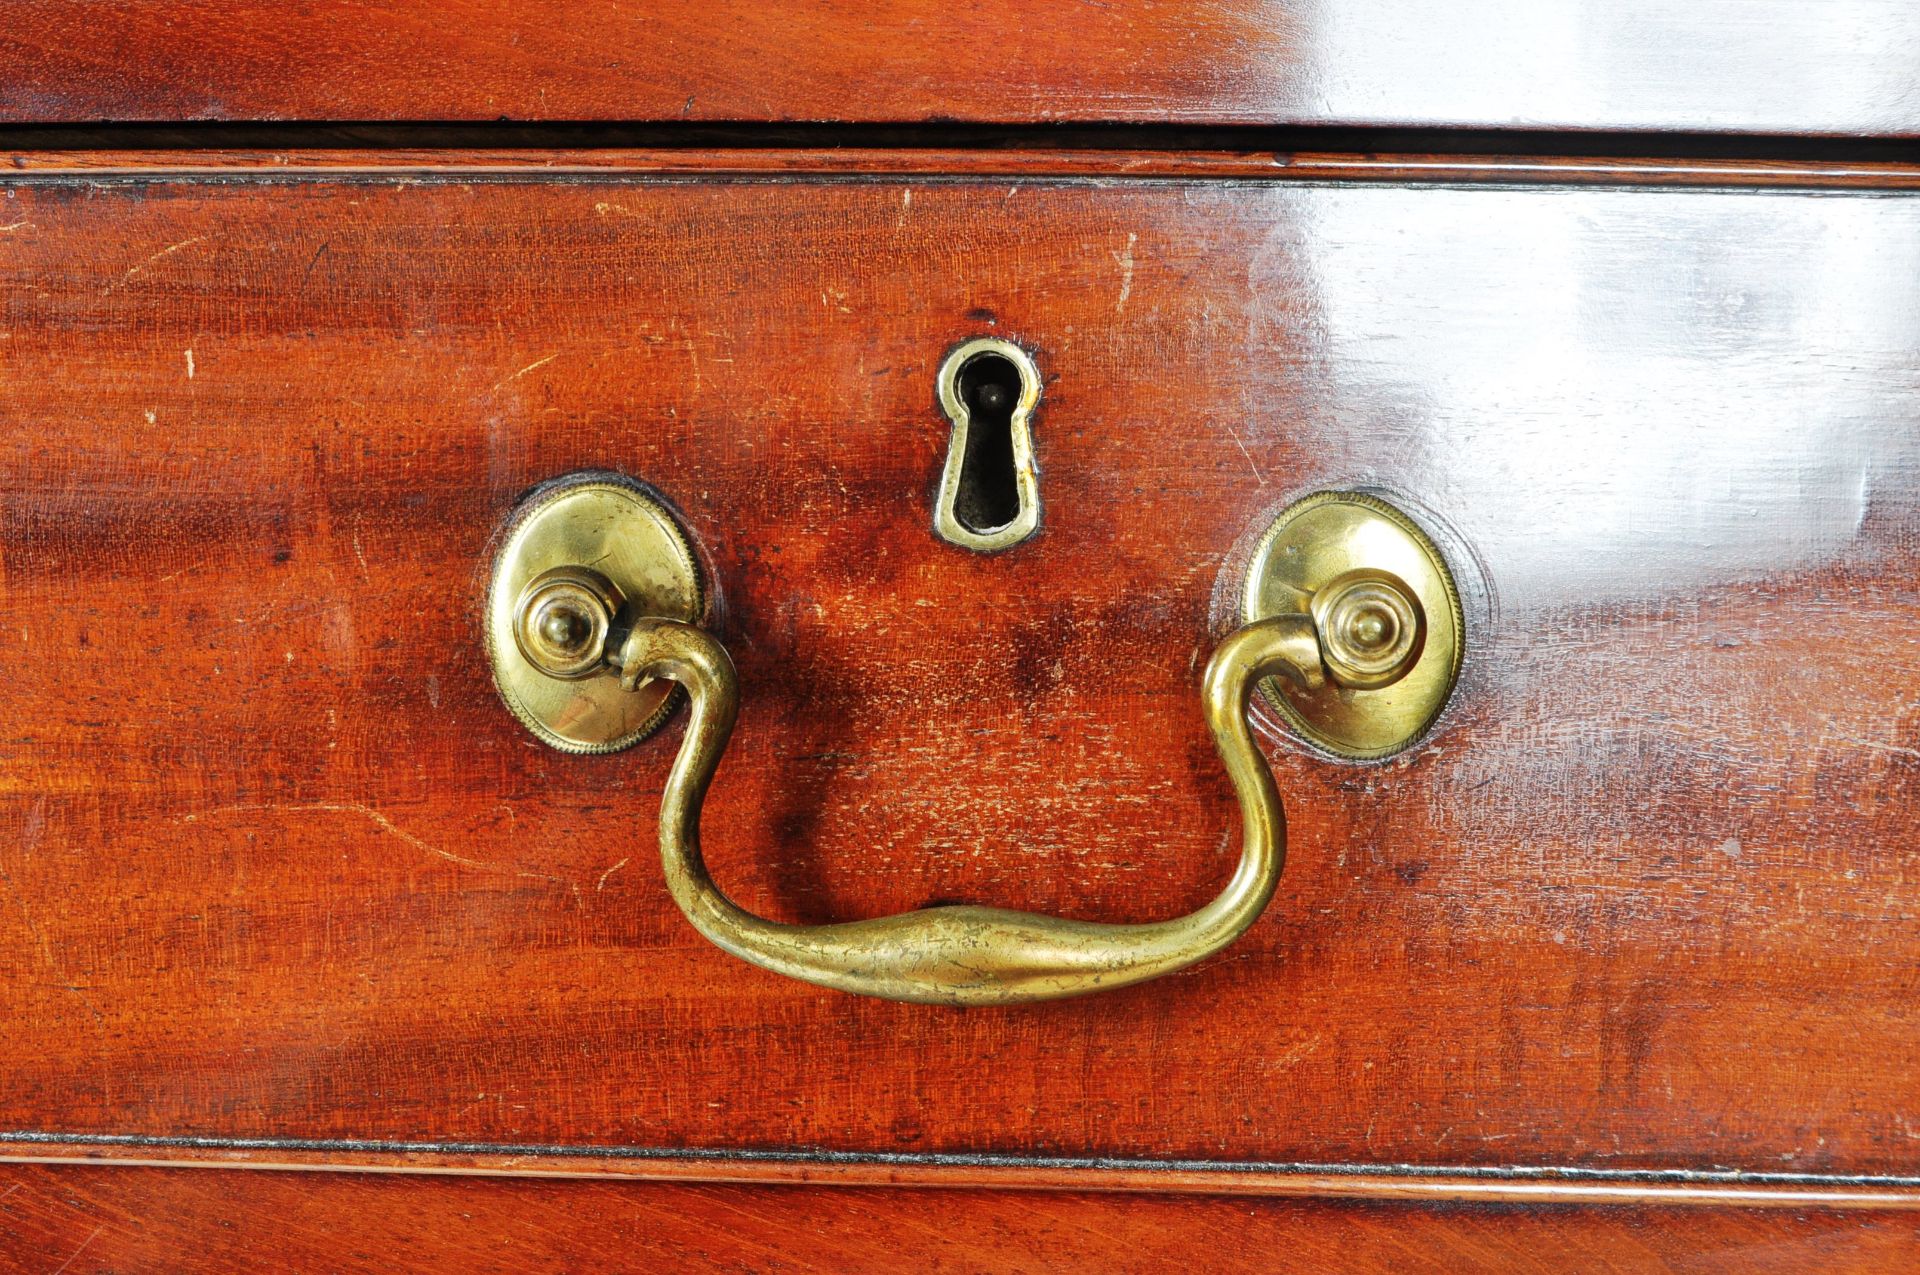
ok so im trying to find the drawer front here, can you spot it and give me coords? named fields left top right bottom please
left=7, top=1162, right=1920, bottom=1273
left=4, top=1, right=1920, bottom=136
left=1, top=160, right=1917, bottom=1180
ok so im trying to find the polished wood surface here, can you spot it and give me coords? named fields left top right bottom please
left=16, top=1141, right=1920, bottom=1212
left=5, top=2, right=1920, bottom=134
left=2, top=160, right=1918, bottom=1186
left=11, top=147, right=1920, bottom=190
left=5, top=1164, right=1919, bottom=1275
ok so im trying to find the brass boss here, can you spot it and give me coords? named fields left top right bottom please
left=1241, top=491, right=1463, bottom=759
left=484, top=475, right=704, bottom=754
left=1310, top=570, right=1425, bottom=690
left=512, top=566, right=625, bottom=680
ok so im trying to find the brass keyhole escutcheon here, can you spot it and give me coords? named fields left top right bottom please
left=485, top=474, right=704, bottom=753
left=933, top=337, right=1042, bottom=551
left=1241, top=492, right=1463, bottom=759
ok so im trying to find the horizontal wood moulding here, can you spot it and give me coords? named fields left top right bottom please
left=2, top=159, right=1917, bottom=1187
left=4, top=1, right=1920, bottom=136
left=6, top=149, right=1920, bottom=189
left=5, top=1139, right=1920, bottom=1210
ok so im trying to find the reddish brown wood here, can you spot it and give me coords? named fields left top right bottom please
left=9, top=147, right=1920, bottom=190
left=4, top=1, right=1920, bottom=134
left=2, top=158, right=1919, bottom=1187
left=4, top=1163, right=1919, bottom=1275
left=10, top=1141, right=1920, bottom=1211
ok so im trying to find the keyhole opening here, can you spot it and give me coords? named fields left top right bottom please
left=934, top=338, right=1041, bottom=551
left=953, top=353, right=1023, bottom=534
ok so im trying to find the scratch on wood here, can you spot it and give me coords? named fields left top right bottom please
left=681, top=322, right=702, bottom=393
left=490, top=352, right=559, bottom=393
left=1112, top=231, right=1136, bottom=313
left=350, top=514, right=371, bottom=580
left=49, top=1224, right=103, bottom=1275
left=1829, top=735, right=1920, bottom=761
left=178, top=802, right=574, bottom=890
left=596, top=857, right=631, bottom=891
left=1225, top=421, right=1266, bottom=485
left=300, top=239, right=332, bottom=286
left=1270, top=1033, right=1323, bottom=1070
left=104, top=234, right=212, bottom=293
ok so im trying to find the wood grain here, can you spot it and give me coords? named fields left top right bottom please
left=11, top=1140, right=1920, bottom=1211
left=10, top=147, right=1920, bottom=190
left=5, top=1, right=1920, bottom=135
left=4, top=1163, right=1919, bottom=1274
left=2, top=162, right=1918, bottom=1183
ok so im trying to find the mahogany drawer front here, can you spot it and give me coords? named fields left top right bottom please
left=1, top=157, right=1917, bottom=1187
left=6, top=1, right=1920, bottom=136
left=6, top=1164, right=1920, bottom=1275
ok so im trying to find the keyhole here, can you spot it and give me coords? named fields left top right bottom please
left=953, top=354, right=1022, bottom=532
left=933, top=338, right=1041, bottom=551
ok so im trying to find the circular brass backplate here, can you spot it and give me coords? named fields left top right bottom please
left=486, top=475, right=703, bottom=753
left=1241, top=491, right=1463, bottom=759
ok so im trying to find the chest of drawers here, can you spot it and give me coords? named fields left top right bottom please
left=4, top=7, right=1919, bottom=1270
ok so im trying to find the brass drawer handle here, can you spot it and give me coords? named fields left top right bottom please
left=485, top=477, right=1462, bottom=1005
left=613, top=615, right=1324, bottom=1006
